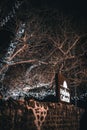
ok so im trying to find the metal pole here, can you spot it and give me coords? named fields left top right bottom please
left=75, top=86, right=77, bottom=106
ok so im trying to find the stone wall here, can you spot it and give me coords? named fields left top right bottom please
left=0, top=99, right=84, bottom=130
left=42, top=103, right=84, bottom=130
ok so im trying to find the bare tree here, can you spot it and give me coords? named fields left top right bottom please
left=0, top=9, right=87, bottom=101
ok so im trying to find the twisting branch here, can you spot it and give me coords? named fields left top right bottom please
left=0, top=8, right=87, bottom=101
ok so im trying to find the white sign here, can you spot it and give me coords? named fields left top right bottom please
left=60, top=80, right=70, bottom=103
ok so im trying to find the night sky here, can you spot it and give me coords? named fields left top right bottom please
left=29, top=0, right=87, bottom=19
left=0, top=0, right=87, bottom=55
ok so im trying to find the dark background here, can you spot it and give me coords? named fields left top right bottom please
left=0, top=0, right=87, bottom=54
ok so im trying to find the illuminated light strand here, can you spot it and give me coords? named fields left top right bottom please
left=0, top=0, right=23, bottom=27
left=71, top=92, right=87, bottom=102
left=4, top=23, right=25, bottom=62
left=0, top=23, right=25, bottom=97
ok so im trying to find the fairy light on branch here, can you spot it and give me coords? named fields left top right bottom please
left=0, top=0, right=23, bottom=27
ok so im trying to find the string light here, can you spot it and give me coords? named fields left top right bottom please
left=0, top=0, right=23, bottom=27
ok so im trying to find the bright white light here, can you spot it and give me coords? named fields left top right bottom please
left=63, top=80, right=68, bottom=88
